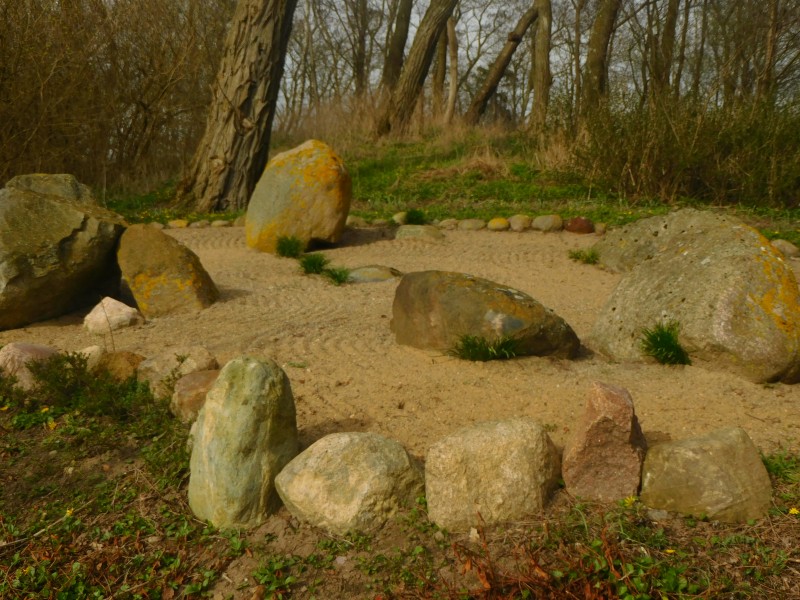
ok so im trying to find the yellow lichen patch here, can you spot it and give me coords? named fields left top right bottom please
left=753, top=249, right=800, bottom=336
left=130, top=271, right=214, bottom=317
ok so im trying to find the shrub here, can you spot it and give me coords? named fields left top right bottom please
left=299, top=253, right=330, bottom=274
left=449, top=334, right=519, bottom=362
left=276, top=235, right=305, bottom=258
left=640, top=321, right=691, bottom=365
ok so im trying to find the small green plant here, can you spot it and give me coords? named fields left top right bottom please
left=299, top=252, right=330, bottom=274
left=568, top=247, right=600, bottom=264
left=449, top=334, right=519, bottom=361
left=640, top=320, right=692, bottom=365
left=323, top=266, right=351, bottom=286
left=405, top=208, right=427, bottom=225
left=276, top=235, right=305, bottom=258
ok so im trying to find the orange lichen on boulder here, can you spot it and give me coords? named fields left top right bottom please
left=245, top=140, right=351, bottom=253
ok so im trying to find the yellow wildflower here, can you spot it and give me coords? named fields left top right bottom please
left=665, top=549, right=676, bottom=554
left=47, top=419, right=56, bottom=430
left=623, top=496, right=637, bottom=508
left=40, top=406, right=49, bottom=413
left=789, top=507, right=799, bottom=515
left=0, top=404, right=9, bottom=411
left=65, top=508, right=74, bottom=517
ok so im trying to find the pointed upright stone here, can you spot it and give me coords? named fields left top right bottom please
left=188, top=357, right=299, bottom=528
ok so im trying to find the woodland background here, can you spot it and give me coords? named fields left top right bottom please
left=2, top=0, right=799, bottom=209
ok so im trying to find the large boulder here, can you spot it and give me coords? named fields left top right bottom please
left=5, top=174, right=94, bottom=204
left=590, top=209, right=800, bottom=383
left=0, top=186, right=124, bottom=330
left=246, top=140, right=351, bottom=253
left=562, top=382, right=648, bottom=502
left=391, top=271, right=580, bottom=358
left=188, top=357, right=299, bottom=529
left=275, top=432, right=424, bottom=535
left=425, top=418, right=561, bottom=531
left=640, top=428, right=772, bottom=524
left=117, top=225, right=219, bottom=318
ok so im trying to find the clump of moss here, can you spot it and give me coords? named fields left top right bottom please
left=405, top=208, right=427, bottom=225
left=640, top=320, right=691, bottom=365
left=323, top=266, right=351, bottom=286
left=568, top=247, right=600, bottom=265
left=449, top=334, right=519, bottom=362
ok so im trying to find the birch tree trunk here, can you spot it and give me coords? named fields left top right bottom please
left=443, top=17, right=459, bottom=125
left=177, top=0, right=298, bottom=212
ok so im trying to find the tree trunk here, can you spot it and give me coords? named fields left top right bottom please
left=581, top=0, right=622, bottom=113
left=650, top=0, right=681, bottom=98
left=380, top=0, right=413, bottom=92
left=530, top=0, right=552, bottom=130
left=177, top=0, right=298, bottom=213
left=464, top=4, right=539, bottom=126
left=350, top=0, right=369, bottom=98
left=376, top=0, right=458, bottom=136
left=432, top=27, right=448, bottom=117
left=756, top=0, right=780, bottom=103
left=443, top=17, right=459, bottom=125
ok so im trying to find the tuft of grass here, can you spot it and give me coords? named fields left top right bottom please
left=568, top=247, right=600, bottom=264
left=323, top=266, right=351, bottom=286
left=640, top=320, right=692, bottom=365
left=299, top=252, right=330, bottom=274
left=276, top=235, right=305, bottom=258
left=449, top=334, right=519, bottom=361
left=405, top=208, right=427, bottom=225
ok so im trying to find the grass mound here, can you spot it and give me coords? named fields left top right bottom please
left=641, top=320, right=692, bottom=365
left=449, top=334, right=519, bottom=362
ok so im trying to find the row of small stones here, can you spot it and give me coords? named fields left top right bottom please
left=147, top=213, right=607, bottom=235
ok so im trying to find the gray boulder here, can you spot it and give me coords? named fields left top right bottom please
left=117, top=225, right=219, bottom=318
left=246, top=140, right=351, bottom=253
left=531, top=215, right=563, bottom=232
left=0, top=342, right=58, bottom=390
left=391, top=271, right=580, bottom=358
left=188, top=357, right=299, bottom=528
left=0, top=187, right=124, bottom=330
left=562, top=382, right=647, bottom=502
left=640, top=428, right=771, bottom=523
left=590, top=209, right=800, bottom=383
left=275, top=432, right=424, bottom=535
left=5, top=174, right=94, bottom=204
left=425, top=418, right=561, bottom=531
left=347, top=265, right=402, bottom=283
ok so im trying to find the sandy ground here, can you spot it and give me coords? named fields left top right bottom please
left=2, top=225, right=799, bottom=457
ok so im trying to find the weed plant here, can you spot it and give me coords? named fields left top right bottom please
left=640, top=320, right=692, bottom=365
left=276, top=235, right=304, bottom=258
left=450, top=334, right=519, bottom=361
left=323, top=266, right=351, bottom=285
left=299, top=252, right=329, bottom=274
left=568, top=247, right=600, bottom=264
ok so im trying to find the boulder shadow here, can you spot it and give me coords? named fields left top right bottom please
left=313, top=226, right=395, bottom=250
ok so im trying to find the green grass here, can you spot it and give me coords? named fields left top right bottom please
left=298, top=252, right=330, bottom=274
left=404, top=208, right=427, bottom=224
left=640, top=320, right=692, bottom=365
left=449, top=334, right=519, bottom=361
left=322, top=266, right=351, bottom=286
left=276, top=235, right=305, bottom=258
left=568, top=247, right=600, bottom=264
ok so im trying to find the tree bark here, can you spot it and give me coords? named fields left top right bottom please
left=464, top=4, right=539, bottom=125
left=177, top=0, right=298, bottom=212
left=380, top=0, right=413, bottom=92
left=376, top=0, right=458, bottom=136
left=581, top=0, right=622, bottom=113
left=443, top=17, right=459, bottom=125
left=650, top=0, right=681, bottom=98
left=432, top=27, right=448, bottom=117
left=530, top=0, right=552, bottom=130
